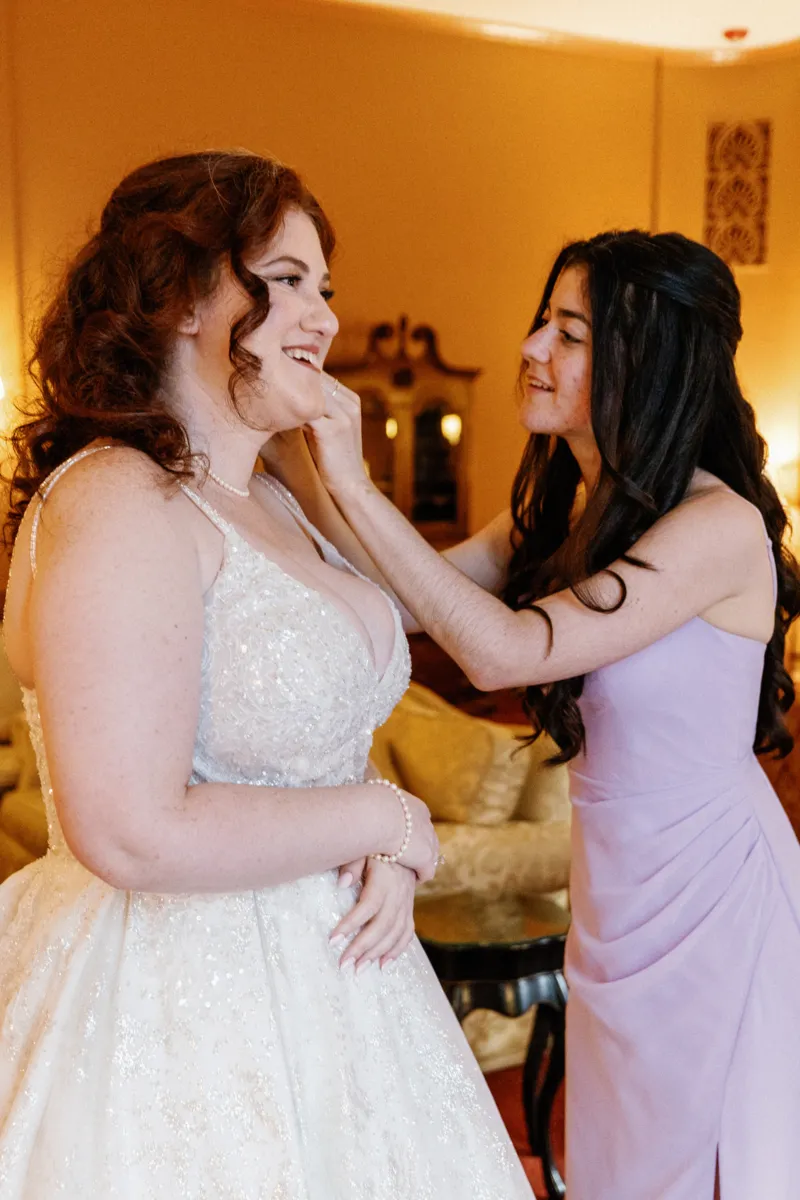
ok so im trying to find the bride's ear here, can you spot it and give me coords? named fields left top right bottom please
left=176, top=304, right=201, bottom=336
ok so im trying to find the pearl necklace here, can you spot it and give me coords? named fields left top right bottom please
left=206, top=468, right=250, bottom=499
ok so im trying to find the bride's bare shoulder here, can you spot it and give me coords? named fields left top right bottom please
left=38, top=444, right=172, bottom=506
left=12, top=445, right=198, bottom=591
left=30, top=445, right=195, bottom=548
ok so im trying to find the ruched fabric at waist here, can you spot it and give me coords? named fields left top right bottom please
left=565, top=755, right=797, bottom=989
left=569, top=748, right=762, bottom=808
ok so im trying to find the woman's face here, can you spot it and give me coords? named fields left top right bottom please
left=518, top=264, right=593, bottom=442
left=187, top=208, right=338, bottom=432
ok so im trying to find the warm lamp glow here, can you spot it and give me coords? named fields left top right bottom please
left=385, top=417, right=398, bottom=440
left=440, top=412, right=462, bottom=446
left=479, top=22, right=551, bottom=44
left=0, top=376, right=5, bottom=402
left=762, top=423, right=800, bottom=562
left=711, top=47, right=740, bottom=63
left=774, top=460, right=800, bottom=510
left=765, top=423, right=800, bottom=513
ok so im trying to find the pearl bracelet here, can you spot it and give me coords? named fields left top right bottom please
left=366, top=778, right=413, bottom=864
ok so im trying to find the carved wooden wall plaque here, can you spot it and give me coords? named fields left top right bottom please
left=705, top=120, right=771, bottom=266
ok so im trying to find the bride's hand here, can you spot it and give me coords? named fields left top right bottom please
left=306, top=374, right=370, bottom=498
left=338, top=789, right=439, bottom=884
left=329, top=859, right=417, bottom=972
left=393, top=790, right=440, bottom=882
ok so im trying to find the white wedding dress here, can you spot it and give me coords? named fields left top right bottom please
left=0, top=448, right=532, bottom=1199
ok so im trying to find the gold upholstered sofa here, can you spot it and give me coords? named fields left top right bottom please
left=0, top=712, right=45, bottom=881
left=371, top=682, right=571, bottom=903
left=371, top=681, right=572, bottom=1071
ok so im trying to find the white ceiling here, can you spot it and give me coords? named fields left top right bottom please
left=329, top=0, right=800, bottom=53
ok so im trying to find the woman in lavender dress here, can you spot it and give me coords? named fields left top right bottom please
left=284, top=230, right=800, bottom=1199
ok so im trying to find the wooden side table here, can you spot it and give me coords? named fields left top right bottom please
left=416, top=892, right=570, bottom=1199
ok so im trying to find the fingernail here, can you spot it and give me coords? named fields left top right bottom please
left=338, top=873, right=353, bottom=889
left=356, top=960, right=372, bottom=976
left=330, top=935, right=346, bottom=948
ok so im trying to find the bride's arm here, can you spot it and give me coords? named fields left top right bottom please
left=261, top=431, right=513, bottom=633
left=26, top=450, right=437, bottom=893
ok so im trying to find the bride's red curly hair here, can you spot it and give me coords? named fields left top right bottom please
left=5, top=149, right=335, bottom=548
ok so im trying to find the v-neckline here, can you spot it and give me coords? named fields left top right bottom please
left=182, top=474, right=402, bottom=685
left=213, top=524, right=400, bottom=688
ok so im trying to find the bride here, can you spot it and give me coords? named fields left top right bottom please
left=0, top=150, right=532, bottom=1198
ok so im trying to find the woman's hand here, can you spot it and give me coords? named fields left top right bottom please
left=306, top=374, right=371, bottom=499
left=330, top=858, right=417, bottom=972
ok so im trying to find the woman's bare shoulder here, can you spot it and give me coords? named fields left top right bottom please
left=644, top=473, right=768, bottom=570
left=683, top=472, right=765, bottom=532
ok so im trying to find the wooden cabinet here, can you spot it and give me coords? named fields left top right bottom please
left=327, top=317, right=479, bottom=546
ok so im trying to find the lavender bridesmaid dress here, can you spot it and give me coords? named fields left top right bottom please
left=565, top=549, right=800, bottom=1198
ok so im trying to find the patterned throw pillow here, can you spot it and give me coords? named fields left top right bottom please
left=506, top=726, right=571, bottom=824
left=374, top=684, right=529, bottom=825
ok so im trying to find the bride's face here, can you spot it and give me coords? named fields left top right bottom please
left=186, top=208, right=339, bottom=432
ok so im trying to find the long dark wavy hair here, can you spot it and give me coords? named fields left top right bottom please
left=501, top=230, right=800, bottom=763
left=4, top=149, right=335, bottom=548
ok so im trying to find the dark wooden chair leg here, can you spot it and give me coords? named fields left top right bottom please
left=522, top=1005, right=551, bottom=1157
left=417, top=905, right=570, bottom=1196
left=523, top=996, right=566, bottom=1199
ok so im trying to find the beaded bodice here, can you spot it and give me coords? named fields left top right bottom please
left=22, top=451, right=410, bottom=860
left=184, top=477, right=410, bottom=789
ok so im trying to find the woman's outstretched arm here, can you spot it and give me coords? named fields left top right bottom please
left=308, top=378, right=773, bottom=690
left=260, top=429, right=513, bottom=634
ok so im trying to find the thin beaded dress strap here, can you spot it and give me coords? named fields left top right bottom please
left=253, top=473, right=353, bottom=566
left=252, top=474, right=317, bottom=537
left=178, top=484, right=235, bottom=537
left=29, top=444, right=116, bottom=579
left=252, top=472, right=403, bottom=601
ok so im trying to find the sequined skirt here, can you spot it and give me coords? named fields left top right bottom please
left=0, top=851, right=532, bottom=1199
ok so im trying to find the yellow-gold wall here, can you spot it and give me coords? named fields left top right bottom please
left=1, top=0, right=798, bottom=527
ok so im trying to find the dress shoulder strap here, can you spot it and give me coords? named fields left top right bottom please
left=252, top=474, right=353, bottom=574
left=754, top=509, right=779, bottom=608
left=29, top=444, right=115, bottom=578
left=251, top=473, right=398, bottom=598
left=178, top=484, right=234, bottom=537
left=766, top=531, right=778, bottom=608
left=252, top=473, right=323, bottom=545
